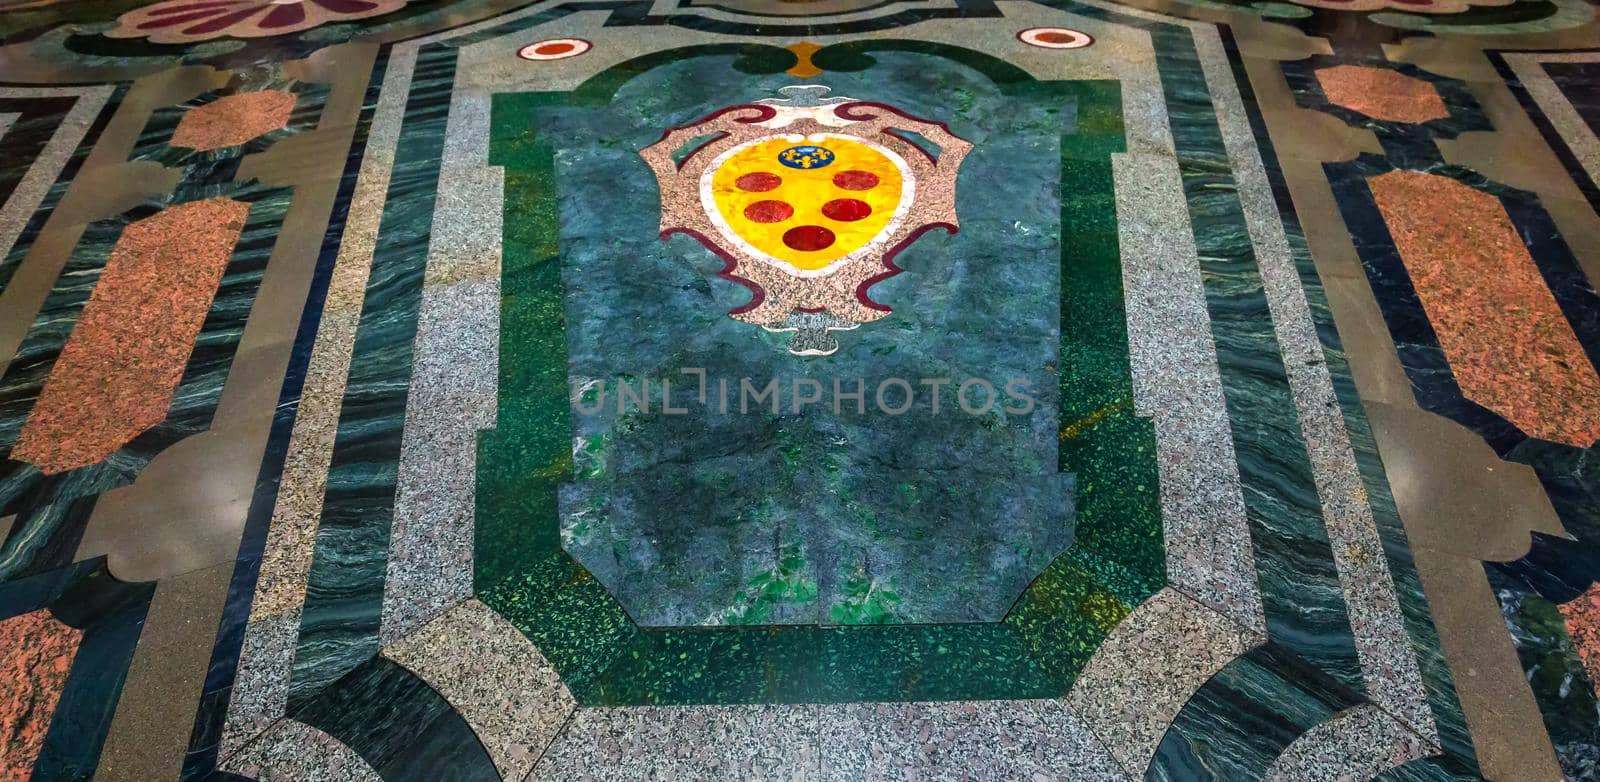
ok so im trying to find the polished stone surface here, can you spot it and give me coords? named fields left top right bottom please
left=0, top=0, right=1598, bottom=779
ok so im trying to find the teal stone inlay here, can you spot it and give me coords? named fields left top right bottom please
left=476, top=41, right=1161, bottom=705
left=561, top=52, right=1072, bottom=628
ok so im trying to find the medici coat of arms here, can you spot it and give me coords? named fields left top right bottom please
left=641, top=86, right=971, bottom=355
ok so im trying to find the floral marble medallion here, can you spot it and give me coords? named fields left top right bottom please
left=107, top=0, right=410, bottom=44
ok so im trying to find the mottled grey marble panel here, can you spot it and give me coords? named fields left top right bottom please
left=816, top=700, right=1127, bottom=781
left=533, top=705, right=819, bottom=781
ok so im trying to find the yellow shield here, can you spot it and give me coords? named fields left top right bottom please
left=706, top=134, right=907, bottom=273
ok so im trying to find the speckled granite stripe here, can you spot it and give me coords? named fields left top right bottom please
left=378, top=85, right=500, bottom=646
left=0, top=86, right=114, bottom=275
left=1067, top=587, right=1259, bottom=778
left=533, top=705, right=820, bottom=781
left=222, top=49, right=417, bottom=759
left=1115, top=149, right=1261, bottom=633
left=382, top=599, right=572, bottom=780
left=1263, top=704, right=1429, bottom=782
left=222, top=612, right=303, bottom=764
left=290, top=44, right=457, bottom=703
left=1059, top=0, right=1361, bottom=699
left=1206, top=32, right=1435, bottom=740
left=815, top=700, right=1126, bottom=781
left=228, top=719, right=382, bottom=782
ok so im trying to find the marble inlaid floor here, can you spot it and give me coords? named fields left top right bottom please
left=1, top=0, right=1599, bottom=779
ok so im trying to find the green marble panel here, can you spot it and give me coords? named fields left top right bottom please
left=476, top=41, right=1161, bottom=705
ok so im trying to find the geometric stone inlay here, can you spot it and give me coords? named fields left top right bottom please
left=12, top=197, right=249, bottom=474
left=1316, top=65, right=1449, bottom=124
left=0, top=609, right=83, bottom=780
left=170, top=90, right=296, bottom=152
left=1369, top=170, right=1600, bottom=447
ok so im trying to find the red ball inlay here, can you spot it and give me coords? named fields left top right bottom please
left=736, top=172, right=782, bottom=192
left=744, top=200, right=794, bottom=223
left=1036, top=31, right=1077, bottom=44
left=821, top=198, right=872, bottom=222
left=832, top=170, right=879, bottom=191
left=535, top=42, right=576, bottom=55
left=783, top=225, right=836, bottom=252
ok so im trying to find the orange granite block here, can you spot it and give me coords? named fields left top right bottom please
left=0, top=609, right=83, bottom=782
left=169, top=90, right=296, bottom=152
left=1370, top=170, right=1600, bottom=448
left=1561, top=584, right=1600, bottom=694
left=12, top=197, right=249, bottom=475
left=1316, top=65, right=1449, bottom=124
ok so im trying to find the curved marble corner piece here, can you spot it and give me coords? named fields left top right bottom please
left=1066, top=587, right=1263, bottom=779
left=225, top=718, right=381, bottom=782
left=816, top=700, right=1127, bottom=781
left=1264, top=704, right=1431, bottom=781
left=382, top=598, right=574, bottom=781
left=532, top=704, right=818, bottom=782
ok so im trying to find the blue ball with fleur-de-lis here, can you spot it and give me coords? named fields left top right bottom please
left=778, top=145, right=835, bottom=170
